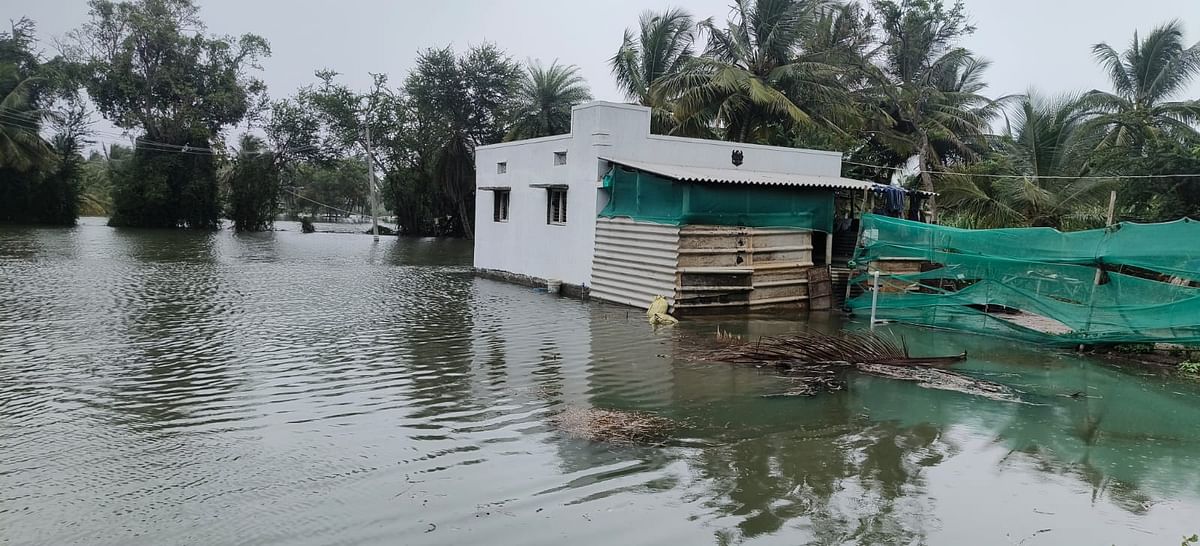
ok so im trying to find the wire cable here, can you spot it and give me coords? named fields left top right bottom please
left=279, top=187, right=362, bottom=217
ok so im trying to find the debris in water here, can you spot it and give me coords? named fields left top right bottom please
left=854, top=363, right=1021, bottom=402
left=551, top=407, right=674, bottom=445
left=646, top=296, right=678, bottom=325
left=703, top=330, right=966, bottom=367
left=691, top=330, right=1021, bottom=402
left=715, top=326, right=742, bottom=344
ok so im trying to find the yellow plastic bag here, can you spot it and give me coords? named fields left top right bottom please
left=647, top=296, right=669, bottom=317
left=647, top=296, right=678, bottom=325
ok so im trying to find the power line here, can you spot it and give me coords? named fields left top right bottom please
left=0, top=112, right=324, bottom=157
left=280, top=187, right=361, bottom=217
left=842, top=159, right=1200, bottom=181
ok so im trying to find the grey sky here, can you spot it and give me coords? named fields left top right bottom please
left=11, top=0, right=1200, bottom=143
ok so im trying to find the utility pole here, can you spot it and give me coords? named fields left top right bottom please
left=1081, top=190, right=1119, bottom=350
left=364, top=116, right=379, bottom=241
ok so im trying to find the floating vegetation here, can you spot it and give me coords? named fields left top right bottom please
left=702, top=330, right=965, bottom=367
left=692, top=330, right=1021, bottom=402
left=551, top=407, right=674, bottom=445
left=855, top=363, right=1019, bottom=402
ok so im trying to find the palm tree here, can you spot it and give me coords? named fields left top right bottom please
left=609, top=7, right=698, bottom=134
left=655, top=0, right=845, bottom=143
left=0, top=66, right=53, bottom=172
left=506, top=60, right=592, bottom=141
left=863, top=0, right=998, bottom=199
left=1085, top=20, right=1200, bottom=149
left=939, top=93, right=1112, bottom=229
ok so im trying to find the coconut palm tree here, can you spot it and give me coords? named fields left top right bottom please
left=506, top=60, right=592, bottom=141
left=1085, top=20, right=1200, bottom=149
left=938, top=93, right=1112, bottom=229
left=655, top=0, right=847, bottom=143
left=609, top=8, right=699, bottom=135
left=0, top=66, right=53, bottom=172
left=862, top=0, right=998, bottom=199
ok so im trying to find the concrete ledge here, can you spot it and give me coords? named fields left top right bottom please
left=473, top=268, right=590, bottom=299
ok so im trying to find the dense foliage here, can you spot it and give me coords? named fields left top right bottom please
left=73, top=0, right=269, bottom=228
left=3, top=0, right=1198, bottom=234
left=226, top=135, right=279, bottom=231
left=617, top=1, right=1200, bottom=228
left=0, top=19, right=86, bottom=225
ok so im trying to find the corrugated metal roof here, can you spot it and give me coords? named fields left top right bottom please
left=601, top=157, right=874, bottom=191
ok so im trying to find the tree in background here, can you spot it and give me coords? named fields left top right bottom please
left=1084, top=21, right=1200, bottom=222
left=1094, top=141, right=1200, bottom=222
left=405, top=45, right=521, bottom=239
left=0, top=18, right=86, bottom=225
left=226, top=135, right=280, bottom=232
left=77, top=144, right=129, bottom=216
left=0, top=21, right=51, bottom=172
left=1085, top=20, right=1200, bottom=149
left=291, top=160, right=367, bottom=219
left=862, top=0, right=997, bottom=196
left=939, top=93, right=1111, bottom=229
left=71, top=0, right=269, bottom=228
left=267, top=71, right=410, bottom=228
left=506, top=60, right=592, bottom=140
left=657, top=0, right=839, bottom=143
left=609, top=8, right=698, bottom=134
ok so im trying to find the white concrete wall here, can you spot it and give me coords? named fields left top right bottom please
left=473, top=101, right=844, bottom=289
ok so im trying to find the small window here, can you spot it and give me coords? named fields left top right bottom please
left=496, top=162, right=507, bottom=174
left=553, top=151, right=567, bottom=166
left=493, top=190, right=510, bottom=222
left=547, top=188, right=567, bottom=225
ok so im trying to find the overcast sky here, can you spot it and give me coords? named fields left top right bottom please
left=12, top=0, right=1200, bottom=142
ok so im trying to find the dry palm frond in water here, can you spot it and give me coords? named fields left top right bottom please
left=695, top=330, right=1018, bottom=402
left=551, top=407, right=674, bottom=445
left=705, top=330, right=966, bottom=367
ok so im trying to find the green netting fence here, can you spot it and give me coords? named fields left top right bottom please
left=847, top=213, right=1200, bottom=345
left=599, top=166, right=834, bottom=232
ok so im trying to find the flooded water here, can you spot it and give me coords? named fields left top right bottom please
left=2, top=218, right=1199, bottom=545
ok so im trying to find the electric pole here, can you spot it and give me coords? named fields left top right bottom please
left=364, top=115, right=379, bottom=241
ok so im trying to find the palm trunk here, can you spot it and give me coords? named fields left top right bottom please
left=918, top=135, right=938, bottom=224
left=455, top=171, right=474, bottom=240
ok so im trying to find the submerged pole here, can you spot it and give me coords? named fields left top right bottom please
left=1082, top=190, right=1119, bottom=349
left=870, top=270, right=881, bottom=330
left=365, top=112, right=379, bottom=242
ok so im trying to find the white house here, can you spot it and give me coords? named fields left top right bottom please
left=474, top=101, right=876, bottom=313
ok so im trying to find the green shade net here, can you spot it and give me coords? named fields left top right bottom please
left=599, top=166, right=834, bottom=232
left=847, top=214, right=1200, bottom=345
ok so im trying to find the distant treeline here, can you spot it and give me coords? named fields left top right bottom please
left=1, top=0, right=1198, bottom=234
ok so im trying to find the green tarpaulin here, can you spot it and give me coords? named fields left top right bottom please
left=847, top=214, right=1200, bottom=345
left=599, top=166, right=835, bottom=232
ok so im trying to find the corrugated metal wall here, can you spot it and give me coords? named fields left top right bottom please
left=590, top=217, right=680, bottom=309
left=590, top=219, right=829, bottom=312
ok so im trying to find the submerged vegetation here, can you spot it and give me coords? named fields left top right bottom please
left=0, top=0, right=1197, bottom=234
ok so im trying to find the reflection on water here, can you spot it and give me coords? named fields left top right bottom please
left=1, top=218, right=1198, bottom=545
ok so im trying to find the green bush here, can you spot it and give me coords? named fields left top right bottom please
left=227, top=136, right=280, bottom=232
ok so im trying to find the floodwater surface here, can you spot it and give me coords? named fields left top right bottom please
left=2, top=219, right=1199, bottom=545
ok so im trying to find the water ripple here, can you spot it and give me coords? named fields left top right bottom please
left=2, top=221, right=1199, bottom=545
